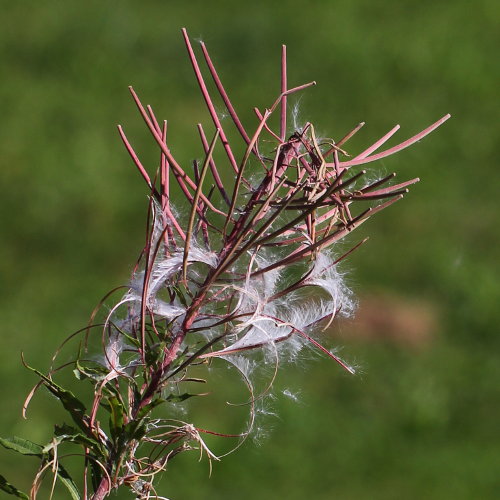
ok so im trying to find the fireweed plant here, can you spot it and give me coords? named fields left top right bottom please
left=0, top=29, right=449, bottom=500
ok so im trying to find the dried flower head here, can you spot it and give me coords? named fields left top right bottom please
left=4, top=28, right=449, bottom=500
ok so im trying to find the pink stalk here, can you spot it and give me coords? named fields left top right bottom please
left=163, top=204, right=186, bottom=241
left=181, top=28, right=240, bottom=175
left=253, top=195, right=403, bottom=277
left=354, top=177, right=420, bottom=198
left=254, top=107, right=283, bottom=143
left=280, top=44, right=287, bottom=142
left=146, top=107, right=173, bottom=240
left=224, top=109, right=272, bottom=236
left=182, top=129, right=220, bottom=280
left=334, top=114, right=451, bottom=168
left=294, top=130, right=320, bottom=175
left=200, top=42, right=251, bottom=145
left=146, top=104, right=162, bottom=134
left=144, top=106, right=189, bottom=217
left=120, top=119, right=184, bottom=241
left=117, top=126, right=153, bottom=189
left=128, top=86, right=227, bottom=217
left=353, top=124, right=400, bottom=160
left=160, top=120, right=173, bottom=249
left=348, top=188, right=409, bottom=201
left=332, top=146, right=342, bottom=178
left=323, top=135, right=358, bottom=160
left=146, top=105, right=213, bottom=225
left=336, top=121, right=366, bottom=148
left=290, top=324, right=356, bottom=374
left=161, top=120, right=169, bottom=207
left=254, top=82, right=318, bottom=145
left=298, top=206, right=340, bottom=231
left=197, top=123, right=231, bottom=205
left=358, top=172, right=396, bottom=193
left=272, top=81, right=317, bottom=107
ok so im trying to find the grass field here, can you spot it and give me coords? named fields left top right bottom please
left=1, top=1, right=499, bottom=498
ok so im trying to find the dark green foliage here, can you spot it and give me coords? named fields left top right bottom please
left=23, top=363, right=88, bottom=433
left=0, top=474, right=29, bottom=499
left=0, top=436, right=80, bottom=499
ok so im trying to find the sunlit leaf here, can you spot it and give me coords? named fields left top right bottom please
left=0, top=436, right=43, bottom=457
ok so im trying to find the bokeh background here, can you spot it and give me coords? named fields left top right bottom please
left=1, top=1, right=499, bottom=498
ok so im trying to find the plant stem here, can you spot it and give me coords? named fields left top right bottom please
left=91, top=476, right=110, bottom=500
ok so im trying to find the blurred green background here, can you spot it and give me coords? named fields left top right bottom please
left=1, top=0, right=499, bottom=498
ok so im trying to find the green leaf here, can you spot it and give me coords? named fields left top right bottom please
left=73, top=360, right=109, bottom=382
left=108, top=396, right=125, bottom=442
left=43, top=424, right=106, bottom=457
left=124, top=420, right=147, bottom=441
left=24, top=363, right=88, bottom=432
left=136, top=398, right=166, bottom=420
left=0, top=474, right=29, bottom=499
left=145, top=341, right=167, bottom=367
left=56, top=463, right=81, bottom=500
left=0, top=436, right=43, bottom=457
left=165, top=392, right=198, bottom=403
left=89, top=458, right=102, bottom=492
left=171, top=285, right=189, bottom=308
left=110, top=322, right=141, bottom=349
left=124, top=398, right=166, bottom=441
left=0, top=438, right=80, bottom=499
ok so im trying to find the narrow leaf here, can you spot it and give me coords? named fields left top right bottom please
left=49, top=424, right=104, bottom=455
left=108, top=396, right=125, bottom=442
left=56, top=463, right=81, bottom=500
left=0, top=436, right=43, bottom=457
left=23, top=360, right=88, bottom=433
left=126, top=399, right=166, bottom=441
left=182, top=128, right=220, bottom=281
left=165, top=392, right=199, bottom=403
left=0, top=474, right=29, bottom=499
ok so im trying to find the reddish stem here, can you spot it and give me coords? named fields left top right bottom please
left=200, top=41, right=251, bottom=145
left=91, top=476, right=110, bottom=500
left=280, top=45, right=287, bottom=141
left=181, top=28, right=240, bottom=175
